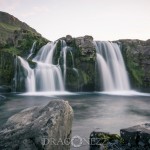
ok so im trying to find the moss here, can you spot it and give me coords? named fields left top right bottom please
left=1, top=47, right=20, bottom=55
left=90, top=132, right=124, bottom=150
left=127, top=60, right=144, bottom=85
left=121, top=42, right=145, bottom=88
left=96, top=133, right=124, bottom=144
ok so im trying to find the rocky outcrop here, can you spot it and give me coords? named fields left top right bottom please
left=118, top=39, right=150, bottom=88
left=54, top=35, right=96, bottom=91
left=90, top=123, right=150, bottom=150
left=0, top=11, right=49, bottom=86
left=120, top=123, right=150, bottom=149
left=0, top=100, right=73, bottom=150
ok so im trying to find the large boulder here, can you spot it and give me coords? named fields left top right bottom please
left=120, top=123, right=150, bottom=149
left=0, top=100, right=73, bottom=150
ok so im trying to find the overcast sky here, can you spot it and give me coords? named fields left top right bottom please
left=0, top=0, right=150, bottom=41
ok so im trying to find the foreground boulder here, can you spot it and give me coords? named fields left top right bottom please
left=120, top=123, right=150, bottom=149
left=90, top=123, right=150, bottom=150
left=0, top=100, right=73, bottom=150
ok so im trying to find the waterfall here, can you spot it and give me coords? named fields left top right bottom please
left=27, top=41, right=36, bottom=59
left=33, top=42, right=64, bottom=91
left=16, top=39, right=130, bottom=92
left=60, top=40, right=78, bottom=88
left=17, top=56, right=36, bottom=92
left=95, top=41, right=130, bottom=91
left=17, top=42, right=64, bottom=92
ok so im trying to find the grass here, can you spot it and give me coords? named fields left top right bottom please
left=0, top=22, right=20, bottom=31
left=1, top=47, right=20, bottom=55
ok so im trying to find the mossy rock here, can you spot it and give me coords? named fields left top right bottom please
left=90, top=131, right=124, bottom=150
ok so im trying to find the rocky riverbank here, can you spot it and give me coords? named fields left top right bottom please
left=90, top=123, right=150, bottom=150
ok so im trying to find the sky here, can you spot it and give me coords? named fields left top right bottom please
left=0, top=0, right=150, bottom=41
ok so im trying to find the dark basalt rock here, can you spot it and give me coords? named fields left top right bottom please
left=65, top=35, right=73, bottom=45
left=75, top=35, right=96, bottom=61
left=0, top=95, right=6, bottom=101
left=0, top=85, right=11, bottom=93
left=0, top=100, right=73, bottom=150
left=90, top=124, right=150, bottom=150
left=120, top=123, right=150, bottom=148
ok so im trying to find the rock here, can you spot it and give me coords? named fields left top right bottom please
left=0, top=100, right=73, bottom=150
left=0, top=85, right=11, bottom=93
left=84, top=35, right=93, bottom=42
left=75, top=35, right=96, bottom=59
left=74, top=36, right=96, bottom=91
left=0, top=95, right=6, bottom=101
left=119, top=39, right=150, bottom=88
left=65, top=35, right=73, bottom=45
left=120, top=123, right=150, bottom=148
left=89, top=129, right=123, bottom=150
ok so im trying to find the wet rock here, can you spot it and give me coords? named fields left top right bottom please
left=0, top=85, right=11, bottom=93
left=0, top=95, right=6, bottom=101
left=120, top=123, right=150, bottom=148
left=89, top=129, right=123, bottom=150
left=0, top=100, right=73, bottom=150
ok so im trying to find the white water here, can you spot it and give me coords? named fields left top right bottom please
left=17, top=56, right=36, bottom=92
left=95, top=41, right=130, bottom=91
left=59, top=40, right=79, bottom=87
left=27, top=41, right=36, bottom=59
left=17, top=40, right=131, bottom=92
left=18, top=42, right=64, bottom=92
left=33, top=42, right=64, bottom=91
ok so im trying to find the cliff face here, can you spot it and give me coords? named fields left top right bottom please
left=0, top=11, right=49, bottom=87
left=119, top=39, right=150, bottom=89
left=0, top=11, right=149, bottom=91
left=53, top=35, right=96, bottom=91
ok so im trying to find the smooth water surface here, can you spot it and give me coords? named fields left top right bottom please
left=0, top=92, right=150, bottom=150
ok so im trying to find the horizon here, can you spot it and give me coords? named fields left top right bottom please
left=0, top=0, right=150, bottom=41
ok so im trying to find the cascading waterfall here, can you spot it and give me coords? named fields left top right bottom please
left=16, top=39, right=130, bottom=92
left=33, top=42, right=64, bottom=91
left=95, top=41, right=130, bottom=91
left=27, top=41, right=36, bottom=59
left=17, top=42, right=64, bottom=92
left=60, top=40, right=79, bottom=88
left=17, top=56, right=36, bottom=92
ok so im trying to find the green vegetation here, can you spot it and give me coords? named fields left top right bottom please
left=0, top=11, right=49, bottom=86
left=1, top=47, right=20, bottom=55
left=0, top=22, right=20, bottom=31
left=121, top=41, right=145, bottom=88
